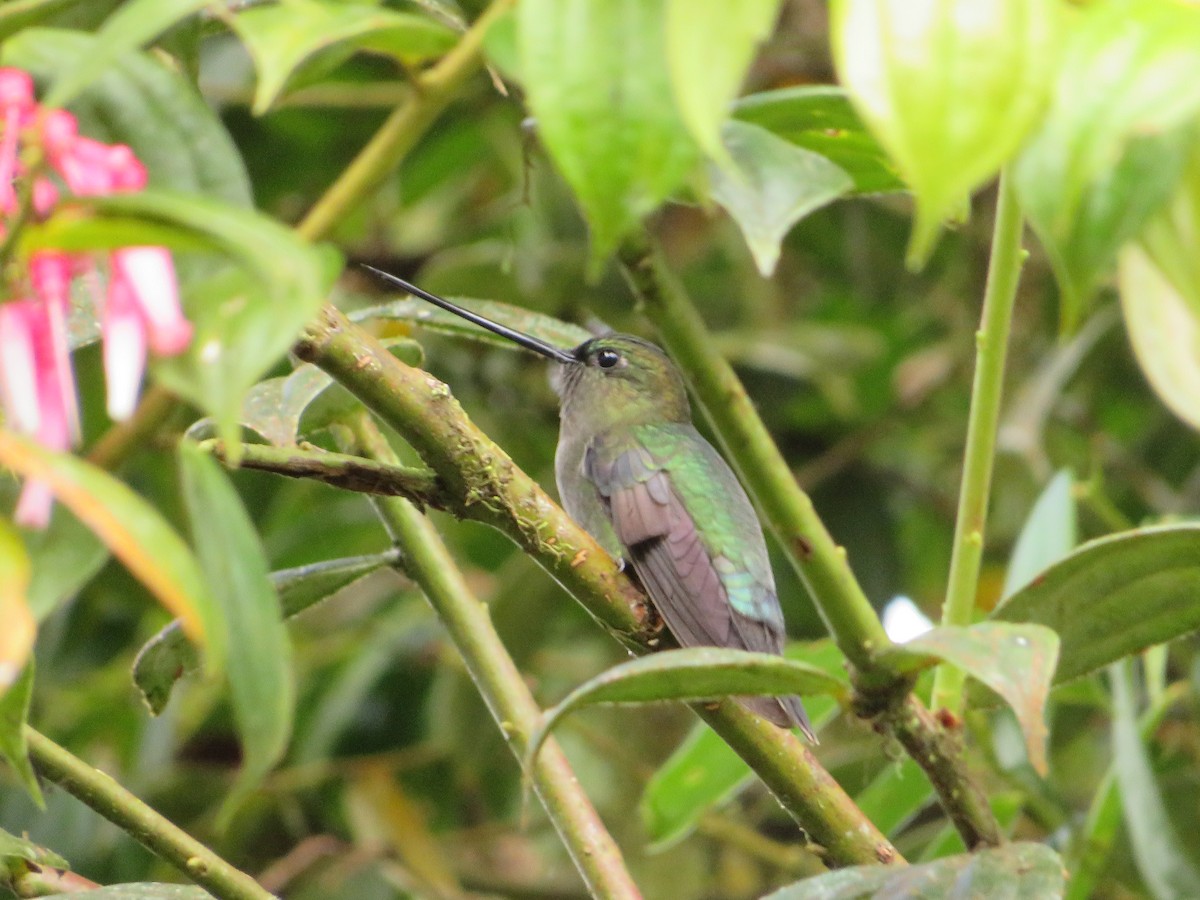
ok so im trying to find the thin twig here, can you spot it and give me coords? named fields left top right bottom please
left=24, top=726, right=276, bottom=900
left=346, top=415, right=644, bottom=899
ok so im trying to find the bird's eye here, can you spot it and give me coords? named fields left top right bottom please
left=595, top=349, right=621, bottom=369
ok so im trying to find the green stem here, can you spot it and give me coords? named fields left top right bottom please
left=347, top=416, right=644, bottom=900
left=618, top=239, right=891, bottom=687
left=293, top=306, right=900, bottom=866
left=296, top=0, right=512, bottom=242
left=23, top=726, right=275, bottom=900
left=930, top=171, right=1027, bottom=714
left=619, top=234, right=1001, bottom=850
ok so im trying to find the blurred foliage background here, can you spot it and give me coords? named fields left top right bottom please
left=4, top=0, right=1200, bottom=898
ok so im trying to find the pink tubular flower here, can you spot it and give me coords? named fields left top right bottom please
left=0, top=292, right=77, bottom=529
left=0, top=67, right=193, bottom=528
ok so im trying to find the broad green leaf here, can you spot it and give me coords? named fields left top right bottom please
left=1110, top=660, right=1200, bottom=899
left=1118, top=246, right=1200, bottom=433
left=1003, top=469, right=1077, bottom=600
left=38, top=887, right=213, bottom=899
left=231, top=0, right=457, bottom=114
left=0, top=433, right=217, bottom=657
left=664, top=0, right=782, bottom=164
left=1015, top=0, right=1200, bottom=331
left=831, top=0, right=1057, bottom=267
left=0, top=664, right=42, bottom=807
left=527, top=647, right=847, bottom=769
left=1141, top=148, right=1200, bottom=317
left=4, top=28, right=252, bottom=205
left=23, top=506, right=107, bottom=621
left=764, top=842, right=1064, bottom=899
left=43, top=0, right=210, bottom=107
left=133, top=550, right=401, bottom=715
left=915, top=791, right=1025, bottom=862
left=0, top=519, right=34, bottom=693
left=733, top=86, right=904, bottom=194
left=229, top=339, right=422, bottom=446
left=993, top=524, right=1200, bottom=684
left=1066, top=680, right=1185, bottom=900
left=852, top=757, right=932, bottom=838
left=639, top=641, right=842, bottom=849
left=710, top=120, right=853, bottom=276
left=178, top=442, right=294, bottom=803
left=0, top=825, right=68, bottom=875
left=39, top=189, right=337, bottom=454
left=517, top=0, right=699, bottom=268
left=353, top=296, right=593, bottom=351
left=881, top=623, right=1059, bottom=773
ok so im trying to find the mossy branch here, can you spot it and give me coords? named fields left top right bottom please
left=292, top=304, right=899, bottom=867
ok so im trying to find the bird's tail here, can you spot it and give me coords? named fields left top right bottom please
left=738, top=694, right=818, bottom=744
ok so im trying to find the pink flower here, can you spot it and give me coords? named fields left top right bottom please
left=0, top=68, right=193, bottom=527
left=102, top=247, right=192, bottom=420
left=0, top=276, right=77, bottom=529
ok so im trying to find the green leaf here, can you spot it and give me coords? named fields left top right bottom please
left=733, top=86, right=904, bottom=194
left=178, top=442, right=294, bottom=804
left=710, top=120, right=853, bottom=276
left=1118, top=246, right=1200, bottom=433
left=133, top=551, right=401, bottom=715
left=664, top=0, right=781, bottom=164
left=852, top=757, right=932, bottom=838
left=353, top=296, right=593, bottom=351
left=764, top=842, right=1064, bottom=899
left=229, top=339, right=423, bottom=446
left=517, top=0, right=700, bottom=268
left=0, top=825, right=68, bottom=875
left=21, top=506, right=107, bottom=622
left=1066, top=679, right=1185, bottom=900
left=43, top=0, right=210, bottom=107
left=1015, top=0, right=1200, bottom=331
left=0, top=517, right=34, bottom=691
left=639, top=641, right=843, bottom=849
left=231, top=0, right=457, bottom=114
left=0, top=0, right=83, bottom=43
left=526, top=647, right=846, bottom=770
left=881, top=623, right=1059, bottom=773
left=993, top=524, right=1200, bottom=684
left=0, top=433, right=218, bottom=662
left=915, top=791, right=1025, bottom=863
left=1110, top=660, right=1200, bottom=899
left=1140, top=148, right=1200, bottom=317
left=1003, top=469, right=1077, bottom=600
left=3, top=28, right=252, bottom=205
left=38, top=887, right=214, bottom=899
left=831, top=0, right=1058, bottom=267
left=0, top=663, right=42, bottom=808
left=43, top=188, right=337, bottom=455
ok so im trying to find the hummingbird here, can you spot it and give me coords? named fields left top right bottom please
left=364, top=267, right=815, bottom=740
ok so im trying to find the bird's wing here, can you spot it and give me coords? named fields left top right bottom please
left=584, top=425, right=783, bottom=655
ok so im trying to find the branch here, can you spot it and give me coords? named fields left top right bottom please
left=201, top=439, right=444, bottom=507
left=618, top=236, right=1002, bottom=850
left=345, top=415, right=644, bottom=899
left=23, top=726, right=275, bottom=900
left=618, top=238, right=893, bottom=690
left=296, top=0, right=514, bottom=242
left=931, top=171, right=1026, bottom=714
left=292, top=305, right=900, bottom=866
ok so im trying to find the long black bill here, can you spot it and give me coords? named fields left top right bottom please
left=362, top=265, right=577, bottom=365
